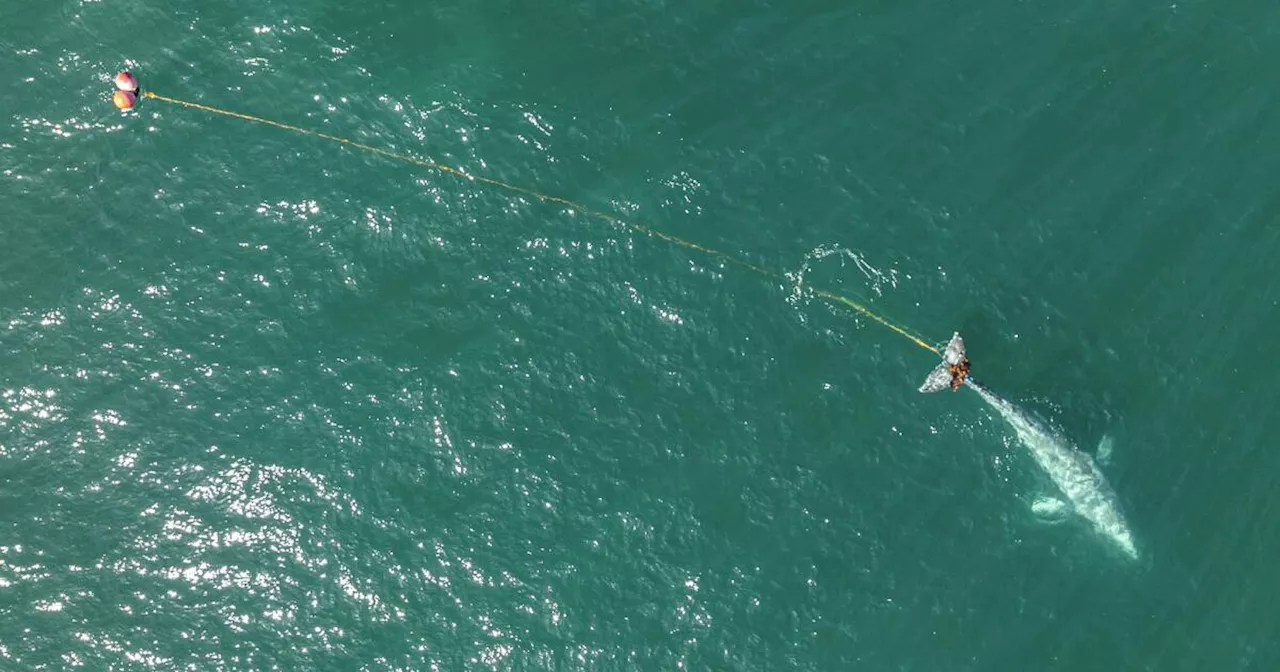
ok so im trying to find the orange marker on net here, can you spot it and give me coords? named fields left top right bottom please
left=113, top=89, right=137, bottom=110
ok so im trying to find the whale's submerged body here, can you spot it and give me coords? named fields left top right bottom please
left=920, top=333, right=1138, bottom=559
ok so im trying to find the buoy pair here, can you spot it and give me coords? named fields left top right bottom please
left=113, top=71, right=140, bottom=110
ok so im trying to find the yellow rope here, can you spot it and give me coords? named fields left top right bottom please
left=142, top=90, right=941, bottom=356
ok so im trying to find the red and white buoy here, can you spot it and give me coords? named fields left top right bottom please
left=112, top=70, right=140, bottom=110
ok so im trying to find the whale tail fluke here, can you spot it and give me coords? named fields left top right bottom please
left=918, top=332, right=968, bottom=393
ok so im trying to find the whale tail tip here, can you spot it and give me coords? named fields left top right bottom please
left=918, top=332, right=969, bottom=393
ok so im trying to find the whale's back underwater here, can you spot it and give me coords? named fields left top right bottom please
left=964, top=378, right=1137, bottom=558
left=920, top=333, right=1138, bottom=559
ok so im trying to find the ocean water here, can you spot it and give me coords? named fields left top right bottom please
left=2, top=0, right=1279, bottom=669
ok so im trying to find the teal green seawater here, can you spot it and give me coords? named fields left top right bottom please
left=3, top=0, right=1279, bottom=669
